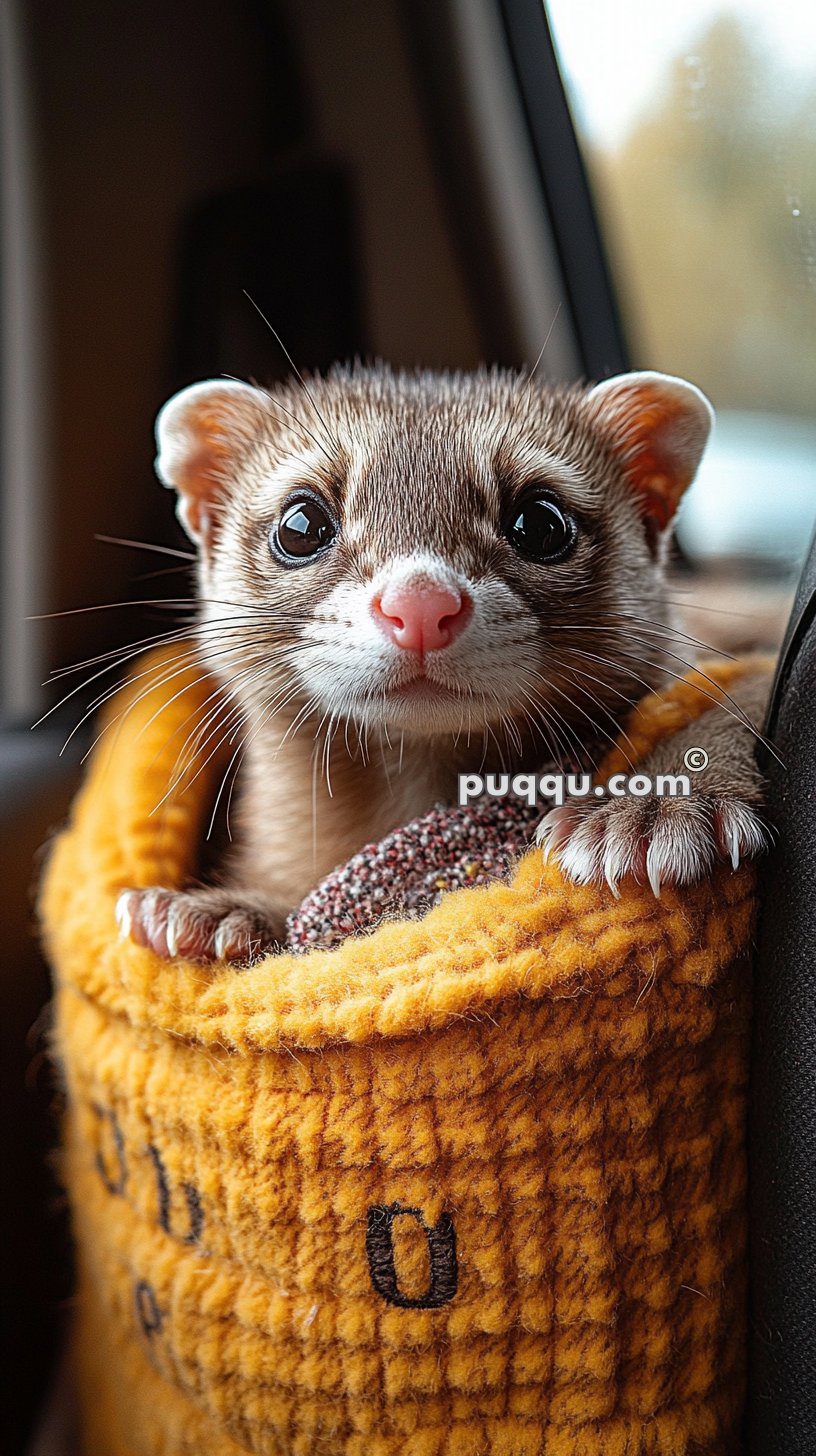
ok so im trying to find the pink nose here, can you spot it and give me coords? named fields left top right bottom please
left=373, top=580, right=471, bottom=653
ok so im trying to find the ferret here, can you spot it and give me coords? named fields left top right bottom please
left=115, top=364, right=771, bottom=963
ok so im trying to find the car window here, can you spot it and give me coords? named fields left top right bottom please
left=546, top=0, right=816, bottom=581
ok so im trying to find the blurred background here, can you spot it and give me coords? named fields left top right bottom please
left=549, top=0, right=816, bottom=629
left=1, top=1, right=814, bottom=1449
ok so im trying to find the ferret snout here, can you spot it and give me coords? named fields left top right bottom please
left=371, top=577, right=472, bottom=654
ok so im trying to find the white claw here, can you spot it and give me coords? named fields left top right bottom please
left=715, top=801, right=768, bottom=870
left=213, top=922, right=230, bottom=962
left=646, top=847, right=663, bottom=899
left=535, top=812, right=556, bottom=851
left=603, top=852, right=621, bottom=898
left=115, top=891, right=132, bottom=939
left=536, top=804, right=587, bottom=863
left=165, top=902, right=179, bottom=958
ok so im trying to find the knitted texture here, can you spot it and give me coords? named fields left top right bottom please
left=41, top=650, right=760, bottom=1456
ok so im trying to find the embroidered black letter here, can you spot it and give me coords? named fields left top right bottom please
left=134, top=1280, right=163, bottom=1338
left=147, top=1144, right=203, bottom=1243
left=92, top=1104, right=127, bottom=1195
left=366, top=1203, right=458, bottom=1308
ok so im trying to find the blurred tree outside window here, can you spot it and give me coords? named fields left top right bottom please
left=546, top=0, right=816, bottom=580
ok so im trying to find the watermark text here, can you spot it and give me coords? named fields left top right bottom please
left=458, top=768, right=693, bottom=808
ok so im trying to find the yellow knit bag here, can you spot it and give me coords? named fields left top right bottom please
left=41, top=651, right=758, bottom=1456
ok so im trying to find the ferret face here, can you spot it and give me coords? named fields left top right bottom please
left=156, top=365, right=712, bottom=755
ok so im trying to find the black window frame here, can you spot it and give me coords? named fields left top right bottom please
left=498, top=0, right=629, bottom=381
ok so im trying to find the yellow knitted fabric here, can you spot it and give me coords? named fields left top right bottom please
left=41, top=651, right=761, bottom=1456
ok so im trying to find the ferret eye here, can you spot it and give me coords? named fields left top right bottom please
left=271, top=494, right=337, bottom=564
left=504, top=491, right=576, bottom=563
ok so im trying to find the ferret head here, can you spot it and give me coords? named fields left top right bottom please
left=155, top=364, right=712, bottom=757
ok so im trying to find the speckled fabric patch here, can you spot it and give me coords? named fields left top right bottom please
left=285, top=794, right=542, bottom=952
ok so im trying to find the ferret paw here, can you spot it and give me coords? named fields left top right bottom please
left=115, top=887, right=283, bottom=965
left=535, top=794, right=768, bottom=897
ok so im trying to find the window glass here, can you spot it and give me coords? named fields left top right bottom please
left=546, top=0, right=816, bottom=578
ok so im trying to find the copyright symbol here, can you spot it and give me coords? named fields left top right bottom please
left=684, top=747, right=709, bottom=772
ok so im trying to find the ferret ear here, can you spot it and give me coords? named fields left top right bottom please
left=586, top=370, right=713, bottom=533
left=155, top=379, right=267, bottom=548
